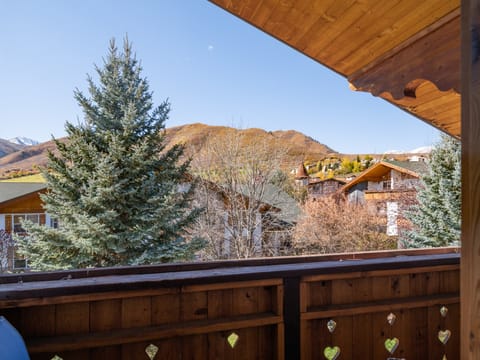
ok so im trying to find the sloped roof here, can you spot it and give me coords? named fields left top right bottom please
left=238, top=184, right=301, bottom=224
left=384, top=160, right=428, bottom=175
left=0, top=183, right=47, bottom=204
left=307, top=178, right=346, bottom=186
left=338, top=161, right=422, bottom=194
left=210, top=0, right=460, bottom=137
left=295, top=163, right=308, bottom=179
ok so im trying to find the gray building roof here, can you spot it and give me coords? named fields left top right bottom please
left=0, top=183, right=47, bottom=204
left=238, top=184, right=301, bottom=225
left=384, top=160, right=428, bottom=175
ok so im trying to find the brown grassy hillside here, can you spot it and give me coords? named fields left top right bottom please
left=0, top=124, right=336, bottom=178
left=166, top=123, right=336, bottom=159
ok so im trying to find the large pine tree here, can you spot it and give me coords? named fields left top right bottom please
left=19, top=39, right=202, bottom=270
left=402, top=134, right=461, bottom=248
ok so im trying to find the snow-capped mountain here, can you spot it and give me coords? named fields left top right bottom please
left=383, top=149, right=403, bottom=154
left=384, top=146, right=433, bottom=154
left=8, top=137, right=39, bottom=146
left=409, top=146, right=433, bottom=154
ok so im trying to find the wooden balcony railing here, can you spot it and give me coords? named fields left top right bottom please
left=0, top=248, right=459, bottom=360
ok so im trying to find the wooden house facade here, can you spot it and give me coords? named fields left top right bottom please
left=307, top=178, right=346, bottom=200
left=0, top=183, right=50, bottom=270
left=338, top=161, right=425, bottom=237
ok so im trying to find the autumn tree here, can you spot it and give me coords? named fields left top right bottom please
left=190, top=131, right=298, bottom=259
left=291, top=197, right=395, bottom=254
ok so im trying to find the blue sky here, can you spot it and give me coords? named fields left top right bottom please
left=0, top=0, right=440, bottom=154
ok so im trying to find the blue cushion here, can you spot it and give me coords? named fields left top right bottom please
left=0, top=316, right=30, bottom=359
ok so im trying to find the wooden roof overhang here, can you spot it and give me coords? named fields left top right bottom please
left=210, top=0, right=461, bottom=137
left=338, top=160, right=419, bottom=194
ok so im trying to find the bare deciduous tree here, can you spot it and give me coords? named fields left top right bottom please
left=291, top=197, right=395, bottom=254
left=0, top=230, right=14, bottom=273
left=190, top=131, right=297, bottom=259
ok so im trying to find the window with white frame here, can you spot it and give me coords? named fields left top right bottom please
left=12, top=214, right=42, bottom=234
left=50, top=217, right=59, bottom=229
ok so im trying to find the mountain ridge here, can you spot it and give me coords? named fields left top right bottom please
left=0, top=123, right=433, bottom=179
left=0, top=123, right=336, bottom=178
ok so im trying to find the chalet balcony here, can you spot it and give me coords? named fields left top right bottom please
left=0, top=247, right=459, bottom=359
left=364, top=189, right=417, bottom=202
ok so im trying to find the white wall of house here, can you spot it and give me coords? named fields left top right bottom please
left=223, top=212, right=231, bottom=257
left=253, top=212, right=262, bottom=254
left=391, top=170, right=401, bottom=189
left=348, top=190, right=365, bottom=204
left=386, top=201, right=399, bottom=236
left=0, top=215, right=4, bottom=231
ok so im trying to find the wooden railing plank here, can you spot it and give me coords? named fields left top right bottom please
left=26, top=313, right=282, bottom=353
left=0, top=252, right=460, bottom=308
left=0, top=247, right=459, bottom=285
left=302, top=293, right=459, bottom=319
left=302, top=264, right=460, bottom=282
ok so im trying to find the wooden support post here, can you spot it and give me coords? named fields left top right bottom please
left=284, top=277, right=300, bottom=360
left=461, top=0, right=480, bottom=358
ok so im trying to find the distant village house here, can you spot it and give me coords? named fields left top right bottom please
left=0, top=182, right=52, bottom=270
left=338, top=161, right=426, bottom=239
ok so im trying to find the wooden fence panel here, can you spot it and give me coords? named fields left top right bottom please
left=300, top=266, right=460, bottom=360
left=0, top=249, right=460, bottom=359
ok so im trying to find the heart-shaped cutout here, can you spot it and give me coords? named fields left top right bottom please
left=438, top=330, right=451, bottom=345
left=145, top=344, right=159, bottom=360
left=323, top=346, right=341, bottom=360
left=384, top=337, right=399, bottom=354
left=387, top=312, right=396, bottom=326
left=227, top=332, right=239, bottom=348
left=327, top=319, right=337, bottom=333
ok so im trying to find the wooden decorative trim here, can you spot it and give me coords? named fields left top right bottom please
left=349, top=15, right=460, bottom=99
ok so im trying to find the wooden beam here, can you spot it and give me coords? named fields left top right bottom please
left=26, top=313, right=282, bottom=353
left=302, top=293, right=459, bottom=319
left=0, top=253, right=459, bottom=307
left=461, top=0, right=480, bottom=358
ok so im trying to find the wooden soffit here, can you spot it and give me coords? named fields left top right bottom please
left=210, top=0, right=461, bottom=138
